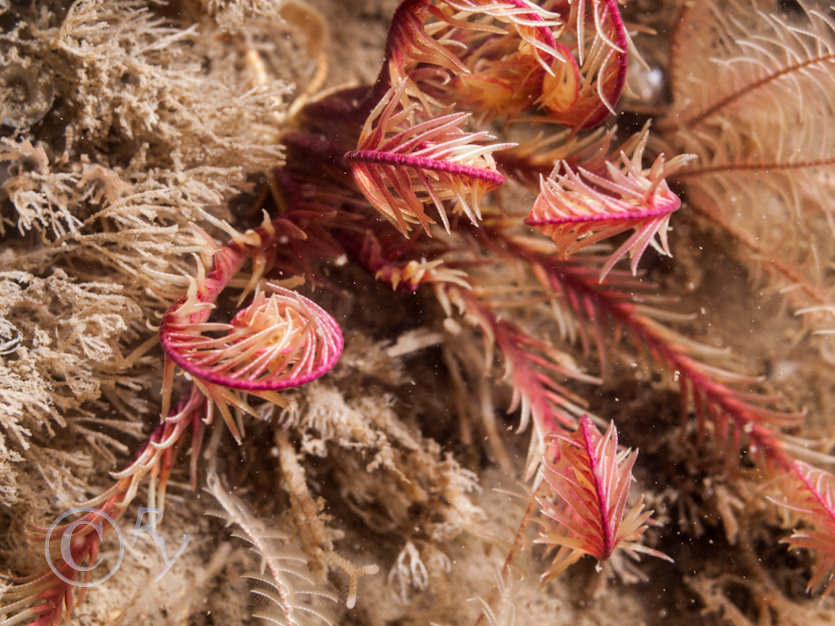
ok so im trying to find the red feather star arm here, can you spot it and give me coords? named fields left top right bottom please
left=158, top=213, right=344, bottom=443
left=346, top=81, right=512, bottom=236
left=540, top=0, right=629, bottom=128
left=383, top=0, right=563, bottom=83
left=537, top=415, right=669, bottom=580
left=526, top=126, right=695, bottom=280
left=774, top=461, right=835, bottom=596
left=160, top=281, right=343, bottom=443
